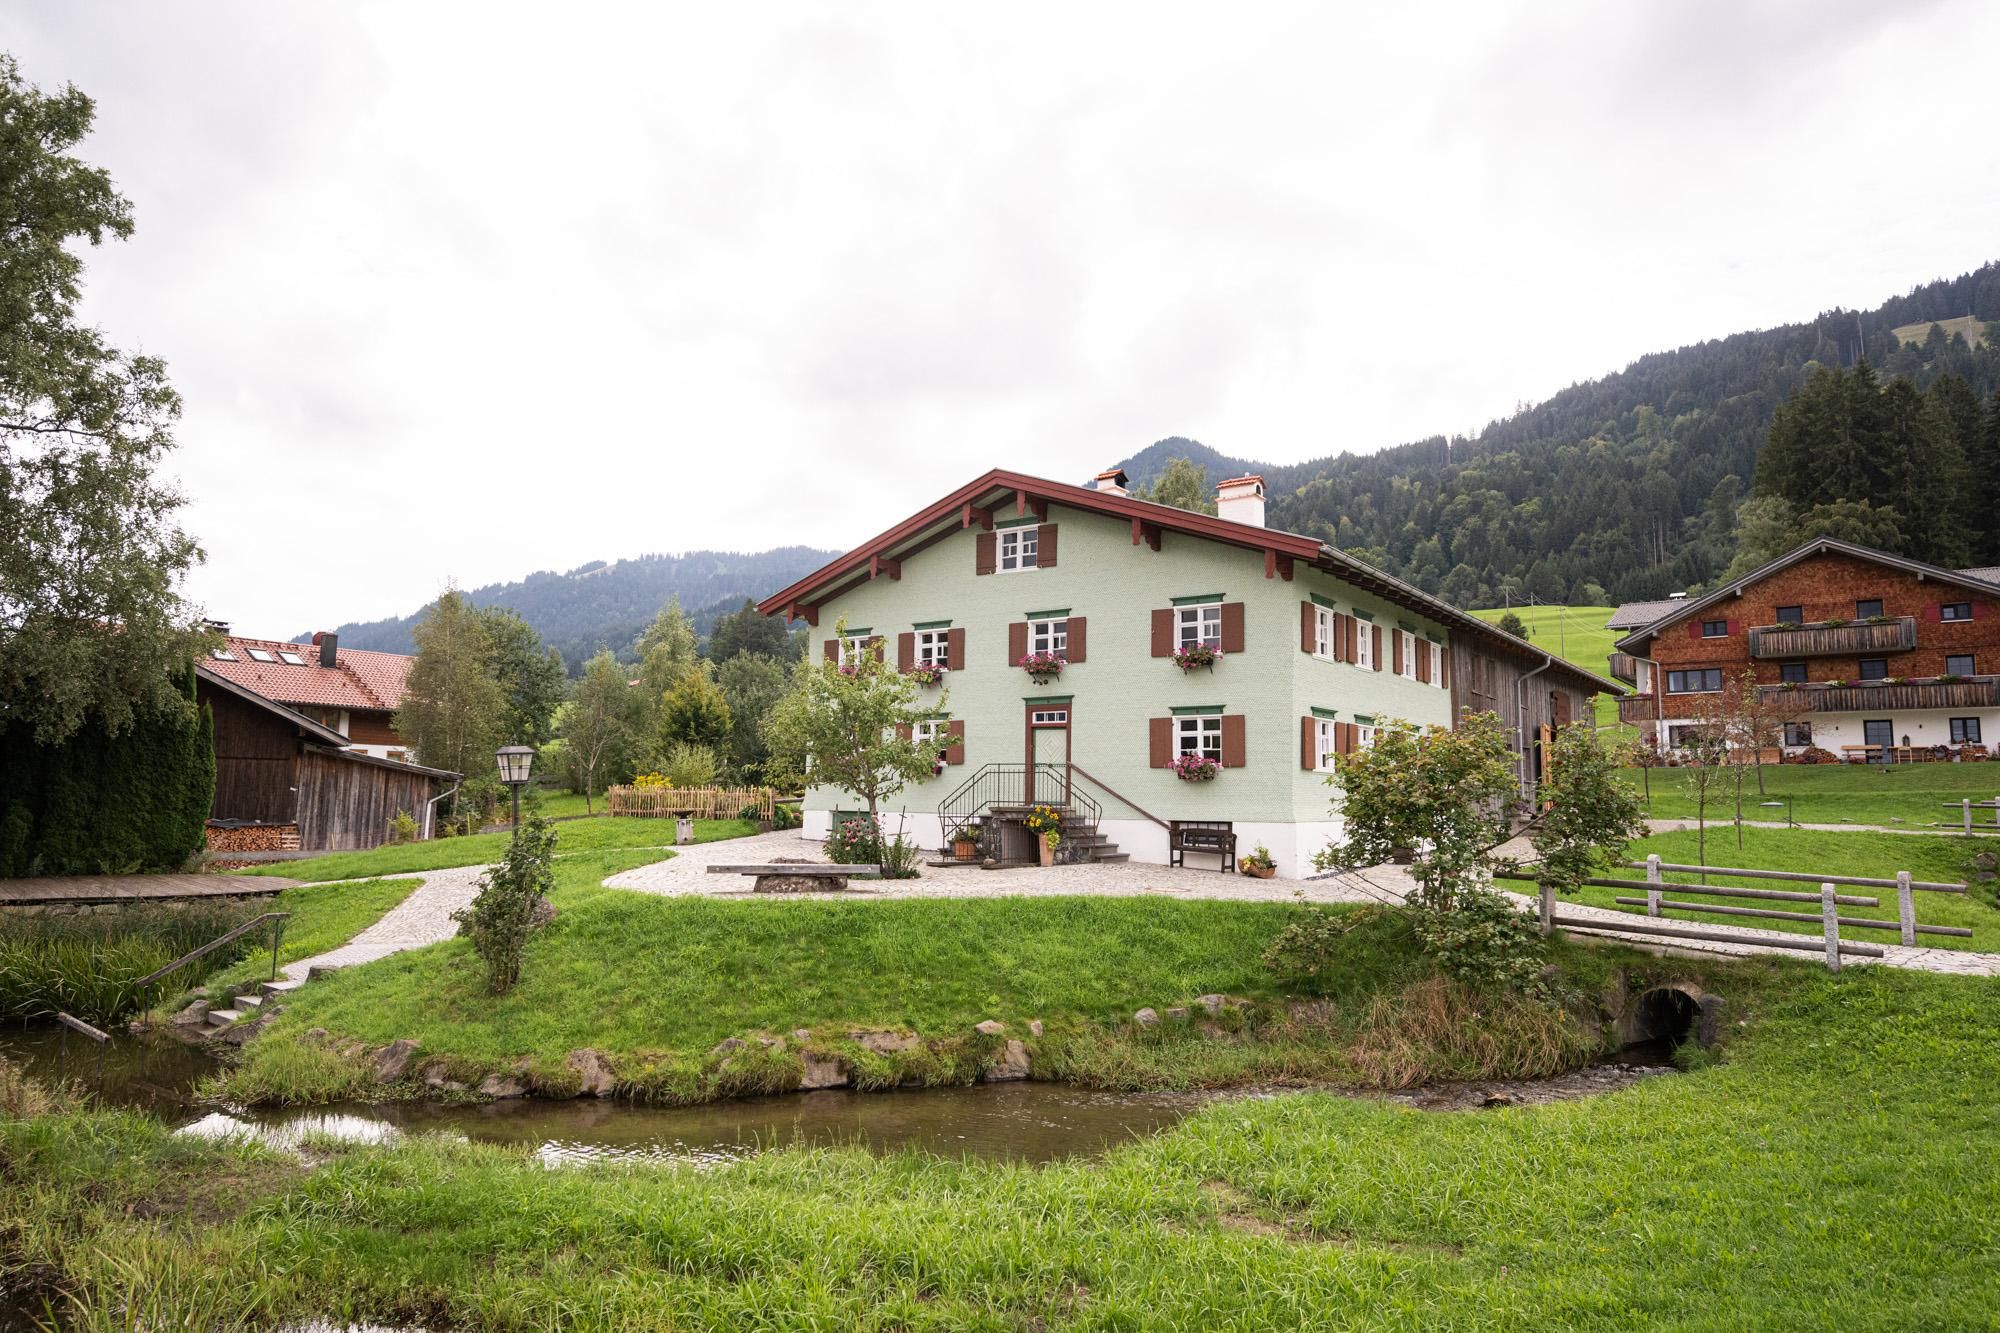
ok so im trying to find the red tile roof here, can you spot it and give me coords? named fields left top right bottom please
left=202, top=635, right=413, bottom=715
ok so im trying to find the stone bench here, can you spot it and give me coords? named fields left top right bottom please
left=705, top=862, right=880, bottom=893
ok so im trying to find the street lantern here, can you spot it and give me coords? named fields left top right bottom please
left=496, top=745, right=536, bottom=830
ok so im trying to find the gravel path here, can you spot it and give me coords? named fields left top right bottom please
left=603, top=831, right=1405, bottom=905
left=272, top=864, right=491, bottom=985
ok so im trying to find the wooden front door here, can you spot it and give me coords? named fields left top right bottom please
left=1025, top=705, right=1071, bottom=805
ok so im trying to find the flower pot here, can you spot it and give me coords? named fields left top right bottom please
left=1242, top=865, right=1275, bottom=879
left=1038, top=840, right=1055, bottom=867
left=953, top=840, right=977, bottom=862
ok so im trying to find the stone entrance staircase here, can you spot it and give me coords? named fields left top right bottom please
left=983, top=803, right=1128, bottom=864
left=201, top=976, right=304, bottom=1032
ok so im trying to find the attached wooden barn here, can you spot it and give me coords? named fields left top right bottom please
left=196, top=667, right=458, bottom=852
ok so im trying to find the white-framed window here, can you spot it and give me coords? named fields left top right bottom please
left=913, top=718, right=948, bottom=747
left=999, top=528, right=1038, bottom=572
left=1354, top=722, right=1376, bottom=749
left=1176, top=715, right=1223, bottom=759
left=1177, top=603, right=1222, bottom=648
left=1029, top=618, right=1068, bottom=656
left=1313, top=606, right=1335, bottom=659
left=1355, top=622, right=1373, bottom=670
left=1427, top=640, right=1447, bottom=689
left=1314, top=717, right=1338, bottom=772
left=1030, top=708, right=1069, bottom=728
left=914, top=627, right=950, bottom=667
left=1667, top=723, right=1702, bottom=749
left=838, top=635, right=871, bottom=666
left=1398, top=630, right=1418, bottom=680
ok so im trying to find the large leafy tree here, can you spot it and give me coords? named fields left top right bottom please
left=634, top=598, right=699, bottom=700
left=658, top=667, right=731, bottom=753
left=396, top=589, right=506, bottom=781
left=763, top=621, right=939, bottom=871
left=717, top=652, right=790, bottom=783
left=557, top=650, right=644, bottom=811
left=706, top=597, right=802, bottom=663
left=0, top=55, right=207, bottom=744
left=475, top=605, right=566, bottom=747
left=1531, top=723, right=1648, bottom=897
left=1133, top=456, right=1218, bottom=515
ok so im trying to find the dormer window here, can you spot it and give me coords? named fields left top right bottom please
left=246, top=648, right=276, bottom=663
left=999, top=528, right=1038, bottom=572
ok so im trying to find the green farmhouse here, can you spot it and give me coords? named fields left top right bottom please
left=761, top=469, right=1615, bottom=876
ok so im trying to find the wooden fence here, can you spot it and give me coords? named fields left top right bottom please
left=1495, top=853, right=1970, bottom=971
left=606, top=785, right=775, bottom=820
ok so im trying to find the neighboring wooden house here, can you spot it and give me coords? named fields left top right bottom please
left=758, top=468, right=1615, bottom=875
left=201, top=630, right=414, bottom=760
left=197, top=667, right=457, bottom=853
left=1613, top=538, right=2000, bottom=761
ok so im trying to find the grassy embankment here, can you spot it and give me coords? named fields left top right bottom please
left=191, top=877, right=423, bottom=998
left=1469, top=604, right=1627, bottom=732
left=1558, top=826, right=2000, bottom=952
left=8, top=960, right=2000, bottom=1328
left=1624, top=758, right=2000, bottom=828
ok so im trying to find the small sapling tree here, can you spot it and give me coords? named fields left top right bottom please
left=762, top=620, right=943, bottom=876
left=1532, top=722, right=1650, bottom=897
left=453, top=815, right=557, bottom=994
left=1314, top=710, right=1517, bottom=910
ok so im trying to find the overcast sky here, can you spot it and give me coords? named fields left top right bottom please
left=13, top=1, right=2000, bottom=639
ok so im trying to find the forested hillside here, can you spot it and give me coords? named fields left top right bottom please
left=1118, top=263, right=2000, bottom=608
left=311, top=548, right=835, bottom=671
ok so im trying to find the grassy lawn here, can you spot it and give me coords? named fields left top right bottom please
left=190, top=877, right=424, bottom=999
left=10, top=961, right=2000, bottom=1327
left=1625, top=759, right=2000, bottom=828
left=1890, top=313, right=1989, bottom=348
left=1470, top=604, right=1627, bottom=731
left=235, top=817, right=755, bottom=882
left=1560, top=826, right=2000, bottom=951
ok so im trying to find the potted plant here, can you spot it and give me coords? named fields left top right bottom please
left=950, top=826, right=980, bottom=862
left=1169, top=752, right=1221, bottom=782
left=1170, top=643, right=1224, bottom=673
left=1018, top=650, right=1065, bottom=683
left=1039, top=828, right=1060, bottom=867
left=1025, top=803, right=1063, bottom=865
left=908, top=662, right=948, bottom=686
left=1240, top=845, right=1276, bottom=879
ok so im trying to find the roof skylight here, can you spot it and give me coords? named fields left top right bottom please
left=210, top=648, right=237, bottom=661
left=246, top=648, right=276, bottom=662
left=277, top=651, right=307, bottom=665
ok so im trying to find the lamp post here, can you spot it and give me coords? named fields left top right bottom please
left=496, top=745, right=535, bottom=834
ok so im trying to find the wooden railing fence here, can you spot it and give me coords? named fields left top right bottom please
left=606, top=785, right=776, bottom=820
left=1496, top=852, right=1969, bottom=971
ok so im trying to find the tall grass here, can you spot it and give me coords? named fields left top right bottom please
left=0, top=905, right=253, bottom=1024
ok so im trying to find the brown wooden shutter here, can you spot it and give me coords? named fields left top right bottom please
left=945, top=720, right=965, bottom=766
left=1686, top=621, right=1702, bottom=640
left=1726, top=618, right=1742, bottom=636
left=824, top=638, right=839, bottom=662
left=1300, top=716, right=1317, bottom=771
left=1391, top=632, right=1404, bottom=676
left=1008, top=621, right=1028, bottom=664
left=975, top=532, right=997, bottom=575
left=1151, top=608, right=1174, bottom=657
left=1440, top=643, right=1452, bottom=689
left=946, top=627, right=966, bottom=671
left=1221, top=714, right=1246, bottom=767
left=866, top=635, right=885, bottom=661
left=895, top=723, right=912, bottom=740
left=1066, top=616, right=1087, bottom=663
left=1416, top=640, right=1431, bottom=683
left=1339, top=615, right=1354, bottom=663
left=1371, top=624, right=1383, bottom=671
left=1336, top=721, right=1355, bottom=755
left=1149, top=717, right=1172, bottom=768
left=1037, top=524, right=1058, bottom=568
left=1221, top=602, right=1245, bottom=653
left=1925, top=603, right=1943, bottom=623
left=1300, top=602, right=1316, bottom=654
left=897, top=632, right=915, bottom=671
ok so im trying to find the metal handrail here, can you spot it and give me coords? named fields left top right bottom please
left=1065, top=762, right=1169, bottom=831
left=937, top=764, right=1103, bottom=846
left=136, top=911, right=291, bottom=998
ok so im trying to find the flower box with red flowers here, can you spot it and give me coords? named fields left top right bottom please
left=1017, top=651, right=1066, bottom=682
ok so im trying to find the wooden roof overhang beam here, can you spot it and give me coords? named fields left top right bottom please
left=1131, top=517, right=1162, bottom=551
left=1264, top=549, right=1294, bottom=581
left=870, top=554, right=901, bottom=581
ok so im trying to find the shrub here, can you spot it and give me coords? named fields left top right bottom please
left=451, top=815, right=557, bottom=994
left=825, top=817, right=880, bottom=865
left=385, top=809, right=420, bottom=845
left=771, top=802, right=801, bottom=831
left=662, top=742, right=719, bottom=789
left=879, top=833, right=922, bottom=879
left=1263, top=905, right=1389, bottom=987
left=1408, top=888, right=1549, bottom=994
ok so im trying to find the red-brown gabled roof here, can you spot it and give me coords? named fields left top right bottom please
left=757, top=468, right=1621, bottom=695
left=201, top=635, right=412, bottom=715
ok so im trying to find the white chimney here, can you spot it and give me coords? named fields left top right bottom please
left=1091, top=467, right=1130, bottom=497
left=1216, top=474, right=1265, bottom=528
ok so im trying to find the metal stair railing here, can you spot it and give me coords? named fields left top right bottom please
left=936, top=764, right=1101, bottom=847
left=135, top=911, right=291, bottom=1014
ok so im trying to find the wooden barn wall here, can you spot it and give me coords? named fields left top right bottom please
left=347, top=711, right=403, bottom=746
left=295, top=750, right=436, bottom=851
left=200, top=683, right=298, bottom=824
left=1449, top=644, right=1597, bottom=793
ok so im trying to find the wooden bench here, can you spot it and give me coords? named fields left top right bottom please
left=1168, top=820, right=1236, bottom=873
left=705, top=863, right=879, bottom=893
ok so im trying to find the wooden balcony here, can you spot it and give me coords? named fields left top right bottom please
left=1758, top=677, right=2000, bottom=714
left=1617, top=694, right=1658, bottom=726
left=1747, top=617, right=1916, bottom=659
left=1607, top=651, right=1640, bottom=685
